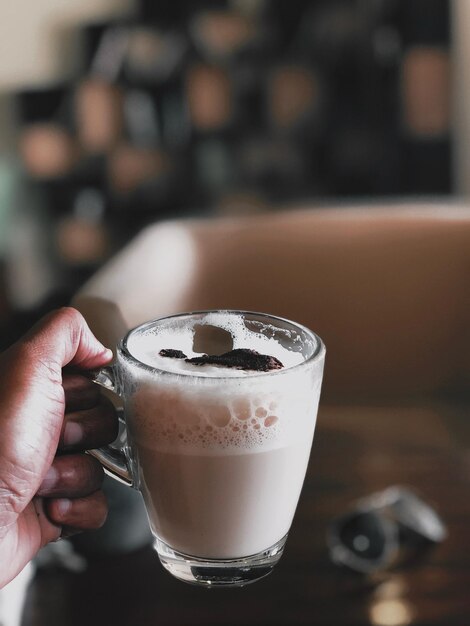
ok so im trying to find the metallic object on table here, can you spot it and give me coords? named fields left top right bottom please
left=327, top=486, right=447, bottom=574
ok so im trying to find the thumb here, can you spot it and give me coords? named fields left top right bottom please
left=20, top=307, right=113, bottom=371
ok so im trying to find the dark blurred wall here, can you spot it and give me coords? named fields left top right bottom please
left=0, top=0, right=452, bottom=343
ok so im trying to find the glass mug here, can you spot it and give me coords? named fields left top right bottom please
left=89, top=310, right=325, bottom=587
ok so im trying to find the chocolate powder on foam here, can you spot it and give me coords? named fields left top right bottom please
left=159, top=348, right=284, bottom=372
left=159, top=348, right=187, bottom=359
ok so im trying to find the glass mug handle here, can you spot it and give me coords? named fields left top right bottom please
left=87, top=366, right=134, bottom=488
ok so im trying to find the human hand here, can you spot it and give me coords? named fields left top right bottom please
left=0, top=307, right=117, bottom=588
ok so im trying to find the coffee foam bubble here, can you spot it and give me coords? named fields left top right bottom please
left=127, top=312, right=306, bottom=376
left=127, top=366, right=320, bottom=455
left=124, top=312, right=321, bottom=454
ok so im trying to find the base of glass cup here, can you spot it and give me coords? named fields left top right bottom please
left=154, top=534, right=288, bottom=587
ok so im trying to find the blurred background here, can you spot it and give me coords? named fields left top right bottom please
left=0, top=0, right=460, bottom=345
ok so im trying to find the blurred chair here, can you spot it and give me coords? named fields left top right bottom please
left=74, top=203, right=470, bottom=399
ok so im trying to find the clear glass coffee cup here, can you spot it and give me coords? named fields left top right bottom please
left=89, top=310, right=325, bottom=587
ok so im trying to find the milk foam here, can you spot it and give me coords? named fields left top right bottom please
left=127, top=311, right=306, bottom=375
left=125, top=312, right=321, bottom=454
left=129, top=366, right=320, bottom=454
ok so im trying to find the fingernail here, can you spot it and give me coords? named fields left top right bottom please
left=40, top=466, right=58, bottom=492
left=63, top=421, right=83, bottom=447
left=56, top=498, right=72, bottom=516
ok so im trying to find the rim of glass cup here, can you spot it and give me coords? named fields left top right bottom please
left=119, top=309, right=325, bottom=379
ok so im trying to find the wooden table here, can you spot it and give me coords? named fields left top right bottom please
left=23, top=399, right=470, bottom=625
